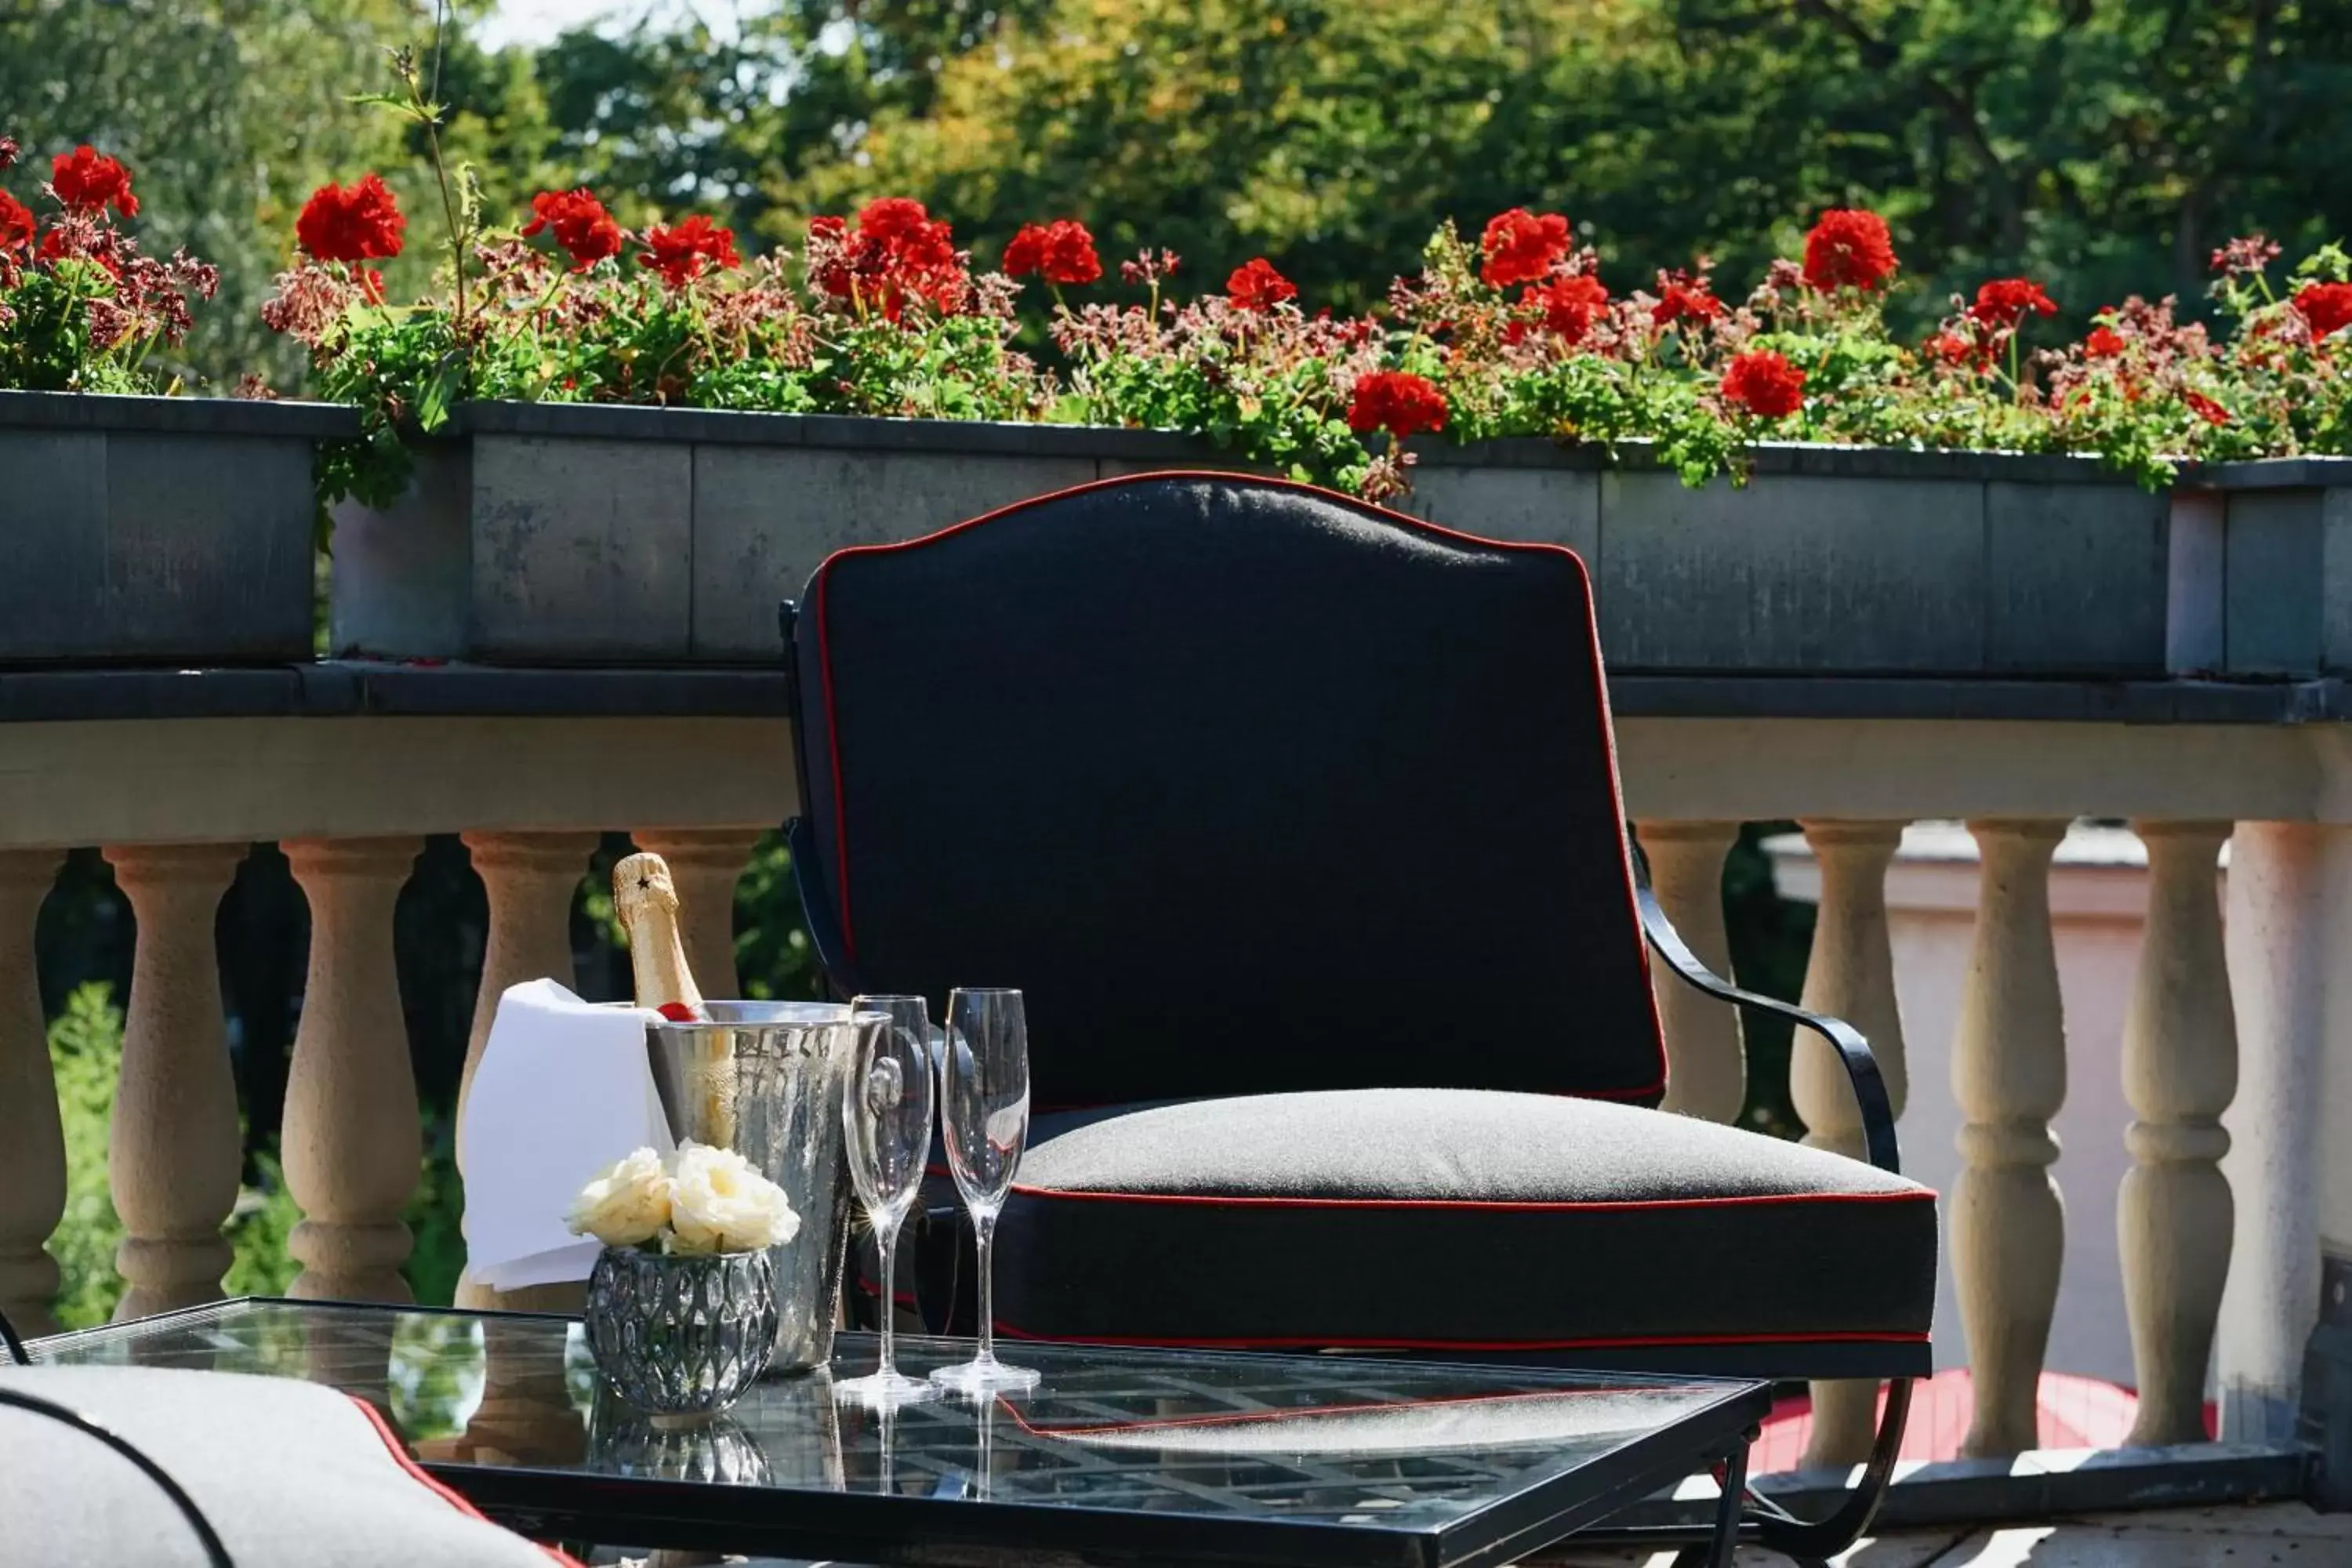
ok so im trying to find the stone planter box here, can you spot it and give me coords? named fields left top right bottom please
left=0, top=391, right=353, bottom=666
left=2171, top=458, right=2352, bottom=678
left=331, top=401, right=2179, bottom=675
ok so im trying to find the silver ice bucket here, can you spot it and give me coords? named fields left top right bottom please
left=644, top=1000, right=883, bottom=1375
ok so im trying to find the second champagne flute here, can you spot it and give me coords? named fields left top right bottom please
left=834, top=994, right=940, bottom=1407
left=931, top=987, right=1040, bottom=1395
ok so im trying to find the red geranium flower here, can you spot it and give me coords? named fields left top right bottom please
left=2295, top=281, right=2352, bottom=339
left=50, top=145, right=137, bottom=219
left=1653, top=271, right=1723, bottom=325
left=868, top=201, right=956, bottom=273
left=1968, top=278, right=2058, bottom=330
left=1801, top=209, right=1897, bottom=292
left=637, top=214, right=740, bottom=289
left=1923, top=331, right=1984, bottom=369
left=1000, top=223, right=1045, bottom=276
left=1002, top=219, right=1101, bottom=286
left=1479, top=207, right=1570, bottom=288
left=522, top=188, right=624, bottom=270
left=1719, top=350, right=1807, bottom=418
left=2184, top=390, right=2230, bottom=426
left=1347, top=371, right=1449, bottom=440
left=1522, top=274, right=1610, bottom=344
left=2084, top=326, right=2126, bottom=358
left=296, top=174, right=406, bottom=263
left=1226, top=256, right=1298, bottom=311
left=810, top=198, right=967, bottom=316
left=857, top=198, right=931, bottom=245
left=0, top=189, right=31, bottom=254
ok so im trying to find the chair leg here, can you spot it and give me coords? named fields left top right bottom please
left=1749, top=1377, right=1913, bottom=1564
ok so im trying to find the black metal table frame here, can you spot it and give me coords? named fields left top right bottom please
left=25, top=1298, right=1771, bottom=1568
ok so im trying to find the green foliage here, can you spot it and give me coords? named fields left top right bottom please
left=401, top=1126, right=468, bottom=1308
left=0, top=265, right=119, bottom=393
left=220, top=1160, right=302, bottom=1301
left=735, top=831, right=822, bottom=1002
left=48, top=983, right=130, bottom=1330
left=0, top=0, right=427, bottom=390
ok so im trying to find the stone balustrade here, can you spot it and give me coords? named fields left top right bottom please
left=0, top=666, right=2342, bottom=1486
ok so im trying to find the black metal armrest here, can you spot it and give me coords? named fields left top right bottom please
left=1632, top=852, right=1902, bottom=1174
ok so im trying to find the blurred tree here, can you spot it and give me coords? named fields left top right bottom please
left=0, top=0, right=437, bottom=386
left=1662, top=0, right=2352, bottom=323
left=804, top=0, right=1613, bottom=308
left=783, top=0, right=2352, bottom=332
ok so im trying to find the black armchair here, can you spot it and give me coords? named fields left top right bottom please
left=783, top=473, right=1933, bottom=1564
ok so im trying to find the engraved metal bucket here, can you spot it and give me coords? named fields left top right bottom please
left=644, top=1001, right=884, bottom=1374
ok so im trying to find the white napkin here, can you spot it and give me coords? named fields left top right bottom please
left=458, top=978, right=674, bottom=1291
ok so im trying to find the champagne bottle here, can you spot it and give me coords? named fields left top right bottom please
left=612, top=851, right=705, bottom=1020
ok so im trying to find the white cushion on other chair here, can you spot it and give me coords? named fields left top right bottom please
left=0, top=1364, right=572, bottom=1568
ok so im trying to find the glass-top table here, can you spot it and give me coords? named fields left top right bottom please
left=29, top=1299, right=1771, bottom=1568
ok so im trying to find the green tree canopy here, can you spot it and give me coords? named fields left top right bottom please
left=1, top=0, right=434, bottom=384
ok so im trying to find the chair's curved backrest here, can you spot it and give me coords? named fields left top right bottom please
left=790, top=473, right=1664, bottom=1110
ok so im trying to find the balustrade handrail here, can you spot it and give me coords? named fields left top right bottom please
left=0, top=662, right=2345, bottom=727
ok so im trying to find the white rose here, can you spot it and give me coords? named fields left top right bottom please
left=567, top=1146, right=673, bottom=1248
left=665, top=1142, right=800, bottom=1256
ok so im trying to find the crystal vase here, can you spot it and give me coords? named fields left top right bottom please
left=585, top=1245, right=784, bottom=1427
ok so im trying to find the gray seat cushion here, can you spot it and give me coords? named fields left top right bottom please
left=0, top=1365, right=570, bottom=1566
left=993, top=1088, right=1936, bottom=1359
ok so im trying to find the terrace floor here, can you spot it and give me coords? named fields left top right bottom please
left=1541, top=1501, right=2352, bottom=1566
left=592, top=1503, right=2352, bottom=1567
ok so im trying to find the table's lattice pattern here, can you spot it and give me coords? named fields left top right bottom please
left=31, top=1300, right=1754, bottom=1541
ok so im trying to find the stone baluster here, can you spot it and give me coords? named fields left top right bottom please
left=1634, top=821, right=1745, bottom=1123
left=1951, top=819, right=2070, bottom=1457
left=2217, top=822, right=2326, bottom=1445
left=281, top=838, right=424, bottom=1303
left=105, top=844, right=248, bottom=1321
left=454, top=831, right=595, bottom=1313
left=1788, top=820, right=1909, bottom=1466
left=0, top=851, right=64, bottom=1335
left=2120, top=821, right=2238, bottom=1446
left=631, top=827, right=761, bottom=999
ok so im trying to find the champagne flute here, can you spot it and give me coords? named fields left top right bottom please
left=835, top=995, right=941, bottom=1407
left=931, top=988, right=1040, bottom=1395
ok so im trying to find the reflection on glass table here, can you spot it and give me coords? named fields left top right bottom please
left=29, top=1298, right=1771, bottom=1568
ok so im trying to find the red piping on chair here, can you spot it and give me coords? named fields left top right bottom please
left=347, top=1395, right=585, bottom=1567
left=1004, top=1184, right=1935, bottom=1212
left=809, top=469, right=1671, bottom=1100
left=991, top=1323, right=1930, bottom=1352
